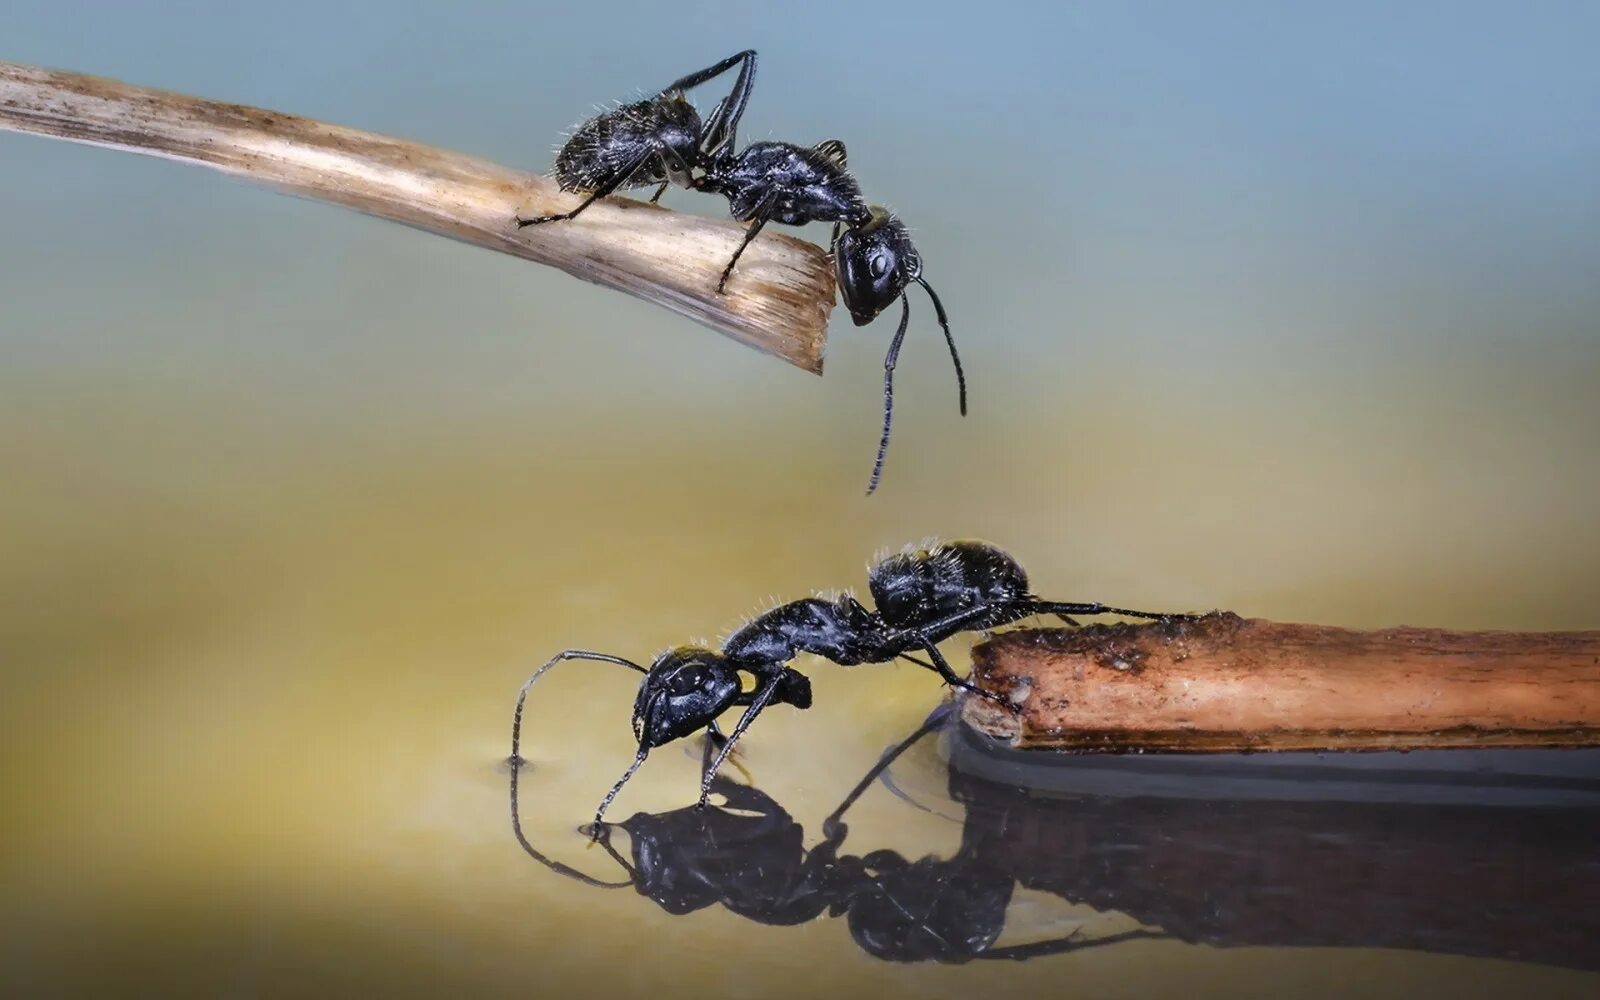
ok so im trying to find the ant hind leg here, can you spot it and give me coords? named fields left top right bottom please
left=1029, top=601, right=1198, bottom=624
left=913, top=640, right=1020, bottom=714
left=516, top=149, right=656, bottom=227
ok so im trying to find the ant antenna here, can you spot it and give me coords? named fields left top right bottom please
left=509, top=753, right=633, bottom=889
left=511, top=650, right=647, bottom=764
left=866, top=294, right=913, bottom=495
left=915, top=275, right=965, bottom=417
left=592, top=748, right=651, bottom=836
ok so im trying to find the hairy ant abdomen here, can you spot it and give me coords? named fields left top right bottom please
left=869, top=540, right=1031, bottom=632
left=552, top=96, right=701, bottom=195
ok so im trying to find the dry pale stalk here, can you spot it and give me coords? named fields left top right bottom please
left=963, top=613, right=1600, bottom=751
left=0, top=61, right=833, bottom=372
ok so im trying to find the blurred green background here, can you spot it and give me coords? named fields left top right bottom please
left=2, top=2, right=1597, bottom=997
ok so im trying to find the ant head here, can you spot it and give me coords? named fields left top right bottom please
left=656, top=95, right=706, bottom=187
left=632, top=647, right=743, bottom=748
left=835, top=207, right=921, bottom=326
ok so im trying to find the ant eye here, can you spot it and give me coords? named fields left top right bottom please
left=870, top=254, right=890, bottom=278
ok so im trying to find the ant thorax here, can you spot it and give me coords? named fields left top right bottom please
left=721, top=596, right=883, bottom=668
left=701, top=142, right=868, bottom=225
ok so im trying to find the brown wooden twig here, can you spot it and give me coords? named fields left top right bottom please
left=963, top=612, right=1600, bottom=751
left=0, top=61, right=834, bottom=373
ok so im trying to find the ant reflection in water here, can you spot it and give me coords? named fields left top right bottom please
left=509, top=704, right=1165, bottom=964
left=511, top=712, right=1600, bottom=970
left=509, top=540, right=1192, bottom=832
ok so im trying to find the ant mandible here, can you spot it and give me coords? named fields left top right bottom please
left=509, top=540, right=1193, bottom=832
left=516, top=51, right=961, bottom=494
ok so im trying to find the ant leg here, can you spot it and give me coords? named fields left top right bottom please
left=509, top=749, right=633, bottom=888
left=865, top=293, right=912, bottom=495
left=914, top=639, right=1019, bottom=713
left=591, top=747, right=650, bottom=837
left=589, top=824, right=637, bottom=877
left=511, top=650, right=647, bottom=763
left=821, top=703, right=952, bottom=842
left=717, top=201, right=777, bottom=292
left=648, top=179, right=669, bottom=204
left=882, top=597, right=1191, bottom=649
left=1029, top=601, right=1198, bottom=623
left=979, top=928, right=1169, bottom=962
left=915, top=276, right=966, bottom=417
left=697, top=676, right=782, bottom=806
left=515, top=149, right=655, bottom=227
left=697, top=719, right=754, bottom=786
left=660, top=49, right=755, bottom=96
left=664, top=50, right=756, bottom=156
left=698, top=723, right=724, bottom=774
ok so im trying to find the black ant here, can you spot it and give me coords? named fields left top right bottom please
left=509, top=540, right=1193, bottom=832
left=516, top=51, right=960, bottom=493
left=513, top=49, right=757, bottom=225
left=695, top=138, right=963, bottom=493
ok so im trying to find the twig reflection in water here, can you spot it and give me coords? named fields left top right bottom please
left=510, top=705, right=1600, bottom=969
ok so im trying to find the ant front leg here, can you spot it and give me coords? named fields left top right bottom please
left=698, top=722, right=726, bottom=776
left=697, top=675, right=782, bottom=806
left=590, top=747, right=651, bottom=837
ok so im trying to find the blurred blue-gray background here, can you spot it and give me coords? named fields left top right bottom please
left=3, top=3, right=1597, bottom=997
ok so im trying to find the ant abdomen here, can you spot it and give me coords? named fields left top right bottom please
left=553, top=97, right=701, bottom=194
left=868, top=541, right=1030, bottom=631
